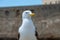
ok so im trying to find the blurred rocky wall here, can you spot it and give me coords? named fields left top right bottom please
left=0, top=4, right=60, bottom=39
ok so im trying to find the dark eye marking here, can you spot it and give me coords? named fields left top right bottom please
left=26, top=12, right=29, bottom=14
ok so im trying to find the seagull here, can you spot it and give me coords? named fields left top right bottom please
left=18, top=10, right=37, bottom=40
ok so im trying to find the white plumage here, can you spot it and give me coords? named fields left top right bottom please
left=18, top=10, right=37, bottom=40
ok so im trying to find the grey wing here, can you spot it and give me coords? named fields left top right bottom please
left=18, top=33, right=20, bottom=39
left=35, top=27, right=38, bottom=37
left=35, top=27, right=39, bottom=40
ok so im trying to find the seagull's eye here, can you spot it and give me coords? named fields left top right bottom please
left=26, top=12, right=29, bottom=14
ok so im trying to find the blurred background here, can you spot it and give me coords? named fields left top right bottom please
left=0, top=0, right=60, bottom=40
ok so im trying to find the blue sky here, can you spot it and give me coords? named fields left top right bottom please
left=0, top=0, right=42, bottom=7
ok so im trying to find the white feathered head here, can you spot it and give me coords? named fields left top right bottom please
left=22, top=10, right=35, bottom=19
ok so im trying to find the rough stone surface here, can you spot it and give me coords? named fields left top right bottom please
left=0, top=4, right=60, bottom=39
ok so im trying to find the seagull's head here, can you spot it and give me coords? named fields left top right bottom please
left=22, top=10, right=35, bottom=19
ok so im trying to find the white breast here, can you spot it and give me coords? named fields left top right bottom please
left=19, top=19, right=35, bottom=36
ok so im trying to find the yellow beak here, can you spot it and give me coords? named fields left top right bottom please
left=30, top=13, right=35, bottom=16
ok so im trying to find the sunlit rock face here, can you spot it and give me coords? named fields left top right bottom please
left=43, top=0, right=60, bottom=5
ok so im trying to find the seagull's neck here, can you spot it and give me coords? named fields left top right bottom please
left=22, top=18, right=32, bottom=22
left=22, top=18, right=33, bottom=25
left=22, top=18, right=34, bottom=29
